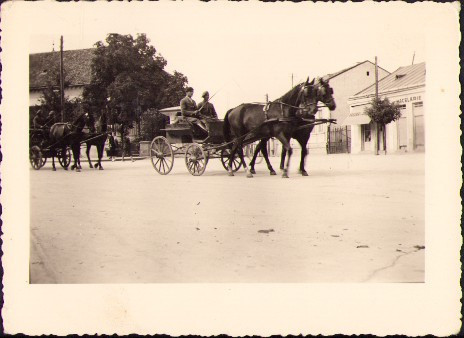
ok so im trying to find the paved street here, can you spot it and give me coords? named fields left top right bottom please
left=30, top=152, right=425, bottom=283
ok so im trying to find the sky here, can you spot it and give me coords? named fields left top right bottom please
left=23, top=2, right=436, bottom=117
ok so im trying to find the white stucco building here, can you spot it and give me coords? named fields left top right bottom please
left=274, top=60, right=390, bottom=155
left=345, top=62, right=425, bottom=153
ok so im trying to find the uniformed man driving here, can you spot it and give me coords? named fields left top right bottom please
left=180, top=87, right=207, bottom=133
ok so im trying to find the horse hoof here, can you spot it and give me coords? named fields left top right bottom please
left=250, top=169, right=256, bottom=174
left=89, top=165, right=94, bottom=169
left=270, top=171, right=277, bottom=176
left=282, top=174, right=289, bottom=178
left=64, top=167, right=68, bottom=171
left=76, top=168, right=81, bottom=172
left=52, top=168, right=56, bottom=171
left=99, top=166, right=104, bottom=170
left=246, top=173, right=253, bottom=178
left=301, top=171, right=308, bottom=176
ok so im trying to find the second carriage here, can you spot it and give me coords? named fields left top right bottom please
left=29, top=128, right=72, bottom=170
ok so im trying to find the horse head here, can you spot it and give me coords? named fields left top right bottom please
left=314, top=77, right=336, bottom=111
left=71, top=112, right=91, bottom=133
left=294, top=77, right=318, bottom=117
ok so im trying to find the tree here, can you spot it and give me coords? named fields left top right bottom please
left=140, top=109, right=170, bottom=141
left=82, top=33, right=188, bottom=143
left=364, top=97, right=402, bottom=154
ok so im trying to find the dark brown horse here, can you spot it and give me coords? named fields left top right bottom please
left=49, top=112, right=90, bottom=172
left=249, top=77, right=337, bottom=176
left=83, top=111, right=109, bottom=170
left=223, top=77, right=334, bottom=178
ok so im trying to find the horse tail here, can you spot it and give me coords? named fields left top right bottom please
left=223, top=108, right=234, bottom=143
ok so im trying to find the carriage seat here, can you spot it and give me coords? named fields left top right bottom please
left=171, top=112, right=188, bottom=125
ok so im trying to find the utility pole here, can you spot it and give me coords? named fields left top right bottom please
left=291, top=73, right=294, bottom=88
left=374, top=56, right=379, bottom=155
left=411, top=51, right=415, bottom=65
left=59, top=36, right=65, bottom=122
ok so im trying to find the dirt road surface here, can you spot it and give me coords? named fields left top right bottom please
left=30, top=152, right=424, bottom=283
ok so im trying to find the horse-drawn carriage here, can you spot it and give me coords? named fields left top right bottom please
left=29, top=112, right=108, bottom=172
left=29, top=128, right=71, bottom=170
left=150, top=116, right=243, bottom=176
left=150, top=77, right=337, bottom=177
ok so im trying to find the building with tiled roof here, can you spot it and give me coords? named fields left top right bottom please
left=29, top=48, right=95, bottom=106
left=346, top=62, right=425, bottom=153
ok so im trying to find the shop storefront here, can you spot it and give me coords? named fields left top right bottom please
left=345, top=62, right=425, bottom=154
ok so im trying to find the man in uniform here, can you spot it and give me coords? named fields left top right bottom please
left=32, top=109, right=47, bottom=129
left=44, top=110, right=58, bottom=127
left=180, top=87, right=207, bottom=133
left=197, top=91, right=218, bottom=120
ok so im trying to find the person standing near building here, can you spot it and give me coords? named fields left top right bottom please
left=180, top=87, right=207, bottom=133
left=122, top=136, right=134, bottom=162
left=108, top=132, right=117, bottom=161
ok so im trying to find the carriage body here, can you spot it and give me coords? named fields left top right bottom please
left=150, top=107, right=239, bottom=176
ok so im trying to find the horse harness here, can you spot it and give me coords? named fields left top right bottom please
left=262, top=84, right=318, bottom=123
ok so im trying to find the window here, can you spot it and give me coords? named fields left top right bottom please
left=363, top=124, right=371, bottom=142
left=366, top=71, right=370, bottom=76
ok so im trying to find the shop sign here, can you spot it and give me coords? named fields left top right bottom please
left=393, top=95, right=422, bottom=104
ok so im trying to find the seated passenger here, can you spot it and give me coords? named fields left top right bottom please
left=197, top=91, right=218, bottom=121
left=180, top=87, right=207, bottom=134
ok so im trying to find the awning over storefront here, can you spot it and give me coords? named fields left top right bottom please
left=342, top=104, right=371, bottom=125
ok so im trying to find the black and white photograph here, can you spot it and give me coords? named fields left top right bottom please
left=1, top=1, right=461, bottom=336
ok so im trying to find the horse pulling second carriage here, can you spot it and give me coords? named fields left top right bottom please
left=29, top=128, right=72, bottom=170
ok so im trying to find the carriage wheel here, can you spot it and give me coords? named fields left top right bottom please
left=150, top=136, right=174, bottom=175
left=220, top=148, right=242, bottom=172
left=58, top=148, right=71, bottom=168
left=30, top=146, right=45, bottom=170
left=185, top=143, right=207, bottom=176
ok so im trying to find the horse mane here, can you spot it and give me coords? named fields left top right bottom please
left=278, top=83, right=304, bottom=105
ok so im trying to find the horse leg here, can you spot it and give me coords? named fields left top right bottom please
left=227, top=143, right=240, bottom=176
left=72, top=143, right=81, bottom=172
left=62, top=146, right=68, bottom=170
left=259, top=140, right=276, bottom=175
left=275, top=134, right=292, bottom=178
left=249, top=139, right=266, bottom=174
left=296, top=130, right=311, bottom=176
left=237, top=146, right=253, bottom=178
left=280, top=148, right=286, bottom=171
left=97, top=144, right=104, bottom=170
left=51, top=151, right=57, bottom=171
left=86, top=143, right=93, bottom=169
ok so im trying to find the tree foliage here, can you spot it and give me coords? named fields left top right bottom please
left=82, top=33, right=188, bottom=129
left=140, top=109, right=170, bottom=141
left=364, top=97, right=402, bottom=125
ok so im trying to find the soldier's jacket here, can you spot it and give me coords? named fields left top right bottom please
left=197, top=101, right=218, bottom=119
left=180, top=96, right=197, bottom=117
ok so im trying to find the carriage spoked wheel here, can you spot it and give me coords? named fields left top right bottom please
left=220, top=148, right=242, bottom=172
left=185, top=143, right=207, bottom=176
left=150, top=136, right=174, bottom=175
left=57, top=148, right=71, bottom=169
left=30, top=145, right=46, bottom=170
